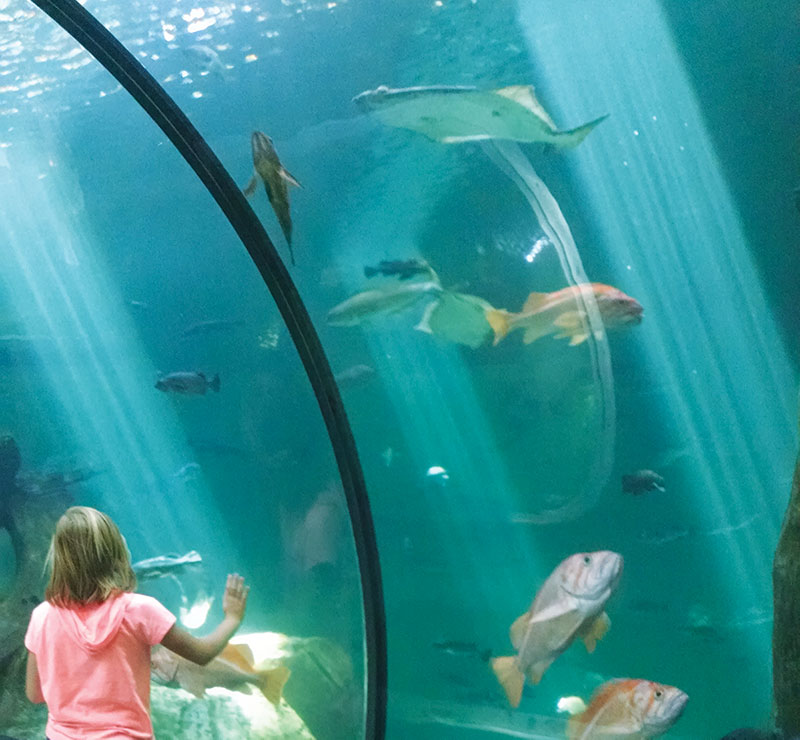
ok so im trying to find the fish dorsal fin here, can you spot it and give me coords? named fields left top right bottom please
left=580, top=611, right=611, bottom=653
left=553, top=310, right=585, bottom=330
left=243, top=174, right=258, bottom=198
left=494, top=85, right=558, bottom=130
left=221, top=643, right=254, bottom=672
left=522, top=291, right=550, bottom=313
left=509, top=612, right=530, bottom=649
left=280, top=168, right=302, bottom=188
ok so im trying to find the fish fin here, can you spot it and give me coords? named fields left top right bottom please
left=280, top=168, right=302, bottom=188
left=210, top=374, right=221, bottom=392
left=490, top=656, right=525, bottom=708
left=221, top=644, right=254, bottom=671
left=243, top=174, right=258, bottom=198
left=258, top=665, right=291, bottom=706
left=414, top=299, right=439, bottom=335
left=521, top=291, right=550, bottom=313
left=554, top=114, right=609, bottom=149
left=439, top=134, right=492, bottom=144
left=528, top=658, right=555, bottom=685
left=553, top=310, right=584, bottom=330
left=581, top=612, right=611, bottom=653
left=509, top=612, right=530, bottom=650
left=485, top=308, right=512, bottom=345
left=493, top=85, right=558, bottom=130
left=568, top=333, right=590, bottom=346
left=364, top=266, right=378, bottom=278
left=181, top=672, right=208, bottom=699
left=521, top=319, right=553, bottom=344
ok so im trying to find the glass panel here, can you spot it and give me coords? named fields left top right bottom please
left=0, top=4, right=365, bottom=739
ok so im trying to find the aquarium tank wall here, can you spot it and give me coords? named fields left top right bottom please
left=0, top=0, right=798, bottom=738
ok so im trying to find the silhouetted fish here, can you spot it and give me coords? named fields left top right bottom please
left=433, top=640, right=492, bottom=662
left=364, top=259, right=432, bottom=280
left=621, top=470, right=665, bottom=495
left=155, top=371, right=220, bottom=395
left=244, top=131, right=301, bottom=265
left=132, top=551, right=202, bottom=581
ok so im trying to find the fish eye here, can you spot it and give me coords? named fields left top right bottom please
left=583, top=555, right=591, bottom=565
left=655, top=690, right=663, bottom=698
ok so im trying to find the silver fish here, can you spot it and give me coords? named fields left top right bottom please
left=327, top=281, right=442, bottom=326
left=492, top=551, right=623, bottom=707
left=352, top=84, right=607, bottom=147
left=244, top=131, right=301, bottom=265
left=155, top=371, right=220, bottom=395
left=132, top=550, right=202, bottom=581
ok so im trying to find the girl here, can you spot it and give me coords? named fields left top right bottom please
left=24, top=506, right=249, bottom=739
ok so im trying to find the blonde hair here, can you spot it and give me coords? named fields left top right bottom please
left=45, top=506, right=136, bottom=607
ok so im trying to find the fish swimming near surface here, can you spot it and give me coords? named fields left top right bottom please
left=155, top=371, right=220, bottom=395
left=132, top=551, right=202, bottom=582
left=151, top=644, right=290, bottom=705
left=566, top=679, right=689, bottom=739
left=491, top=550, right=623, bottom=708
left=485, top=283, right=643, bottom=347
left=327, top=280, right=442, bottom=326
left=622, top=470, right=665, bottom=496
left=364, top=259, right=433, bottom=281
left=352, top=84, right=607, bottom=148
left=243, top=131, right=302, bottom=265
left=333, top=363, right=375, bottom=387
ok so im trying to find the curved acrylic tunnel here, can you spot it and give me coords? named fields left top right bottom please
left=2, top=1, right=800, bottom=740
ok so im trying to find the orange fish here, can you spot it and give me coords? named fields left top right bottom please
left=491, top=551, right=623, bottom=708
left=151, top=643, right=290, bottom=705
left=485, top=283, right=643, bottom=346
left=567, top=679, right=689, bottom=739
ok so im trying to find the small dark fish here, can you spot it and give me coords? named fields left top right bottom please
left=243, top=131, right=302, bottom=265
left=155, top=371, right=220, bottom=395
left=181, top=319, right=245, bottom=338
left=621, top=469, right=665, bottom=495
left=333, top=364, right=375, bottom=387
left=720, top=731, right=782, bottom=740
left=364, top=259, right=432, bottom=281
left=432, top=640, right=492, bottom=662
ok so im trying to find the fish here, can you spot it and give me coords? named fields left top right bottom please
left=327, top=280, right=442, bottom=326
left=151, top=644, right=290, bottom=706
left=364, top=259, right=433, bottom=280
left=131, top=550, right=202, bottom=582
left=621, top=470, right=665, bottom=496
left=415, top=290, right=495, bottom=348
left=352, top=84, right=607, bottom=147
left=485, top=283, right=643, bottom=347
left=243, top=131, right=302, bottom=265
left=566, top=679, right=688, bottom=739
left=155, top=371, right=220, bottom=395
left=173, top=461, right=202, bottom=482
left=432, top=640, right=491, bottom=662
left=181, top=319, right=245, bottom=338
left=183, top=44, right=230, bottom=79
left=491, top=550, right=623, bottom=708
left=333, top=363, right=375, bottom=387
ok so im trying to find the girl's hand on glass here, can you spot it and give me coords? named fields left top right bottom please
left=222, top=573, right=249, bottom=622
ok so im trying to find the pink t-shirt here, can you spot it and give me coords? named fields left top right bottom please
left=25, top=592, right=176, bottom=740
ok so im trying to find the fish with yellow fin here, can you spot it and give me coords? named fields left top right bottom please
left=485, top=283, right=643, bottom=347
left=244, top=131, right=302, bottom=265
left=566, top=679, right=688, bottom=739
left=151, top=643, right=290, bottom=705
left=491, top=550, right=623, bottom=708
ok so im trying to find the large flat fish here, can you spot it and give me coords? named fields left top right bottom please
left=352, top=84, right=607, bottom=147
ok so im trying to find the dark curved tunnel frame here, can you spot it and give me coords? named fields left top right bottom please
left=26, top=0, right=388, bottom=736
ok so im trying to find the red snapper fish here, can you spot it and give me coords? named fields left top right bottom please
left=485, top=283, right=643, bottom=346
left=491, top=550, right=623, bottom=708
left=567, top=679, right=689, bottom=739
left=151, top=643, right=290, bottom=706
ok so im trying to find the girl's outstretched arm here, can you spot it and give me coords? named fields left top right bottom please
left=160, top=573, right=249, bottom=666
left=25, top=651, right=44, bottom=703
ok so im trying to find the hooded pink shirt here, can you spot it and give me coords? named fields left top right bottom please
left=25, top=592, right=176, bottom=740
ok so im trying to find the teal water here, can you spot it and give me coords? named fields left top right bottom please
left=0, top=0, right=798, bottom=738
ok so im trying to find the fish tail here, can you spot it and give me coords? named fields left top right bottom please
left=557, top=113, right=609, bottom=148
left=364, top=266, right=378, bottom=278
left=258, top=665, right=291, bottom=706
left=485, top=309, right=512, bottom=345
left=491, top=655, right=525, bottom=708
left=210, top=374, right=221, bottom=393
left=243, top=174, right=258, bottom=198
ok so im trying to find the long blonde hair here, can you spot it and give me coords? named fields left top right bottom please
left=45, top=506, right=136, bottom=607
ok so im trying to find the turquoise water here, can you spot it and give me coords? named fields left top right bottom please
left=0, top=0, right=798, bottom=738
